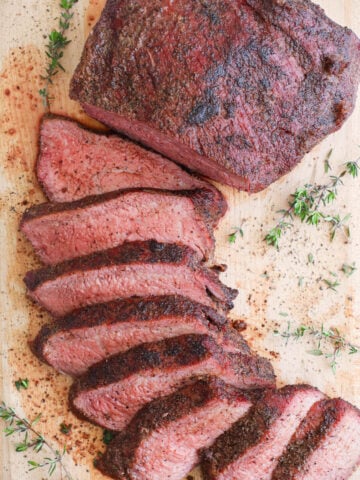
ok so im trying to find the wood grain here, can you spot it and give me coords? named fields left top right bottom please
left=0, top=1, right=359, bottom=479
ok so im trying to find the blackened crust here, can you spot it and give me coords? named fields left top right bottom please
left=24, top=241, right=200, bottom=291
left=97, top=377, right=249, bottom=479
left=201, top=384, right=322, bottom=478
left=68, top=334, right=223, bottom=415
left=271, top=398, right=360, bottom=479
left=31, top=295, right=249, bottom=366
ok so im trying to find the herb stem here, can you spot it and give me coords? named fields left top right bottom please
left=0, top=402, right=74, bottom=479
left=39, top=0, right=78, bottom=110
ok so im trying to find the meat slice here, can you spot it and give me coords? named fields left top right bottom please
left=97, top=378, right=252, bottom=480
left=37, top=115, right=226, bottom=220
left=21, top=188, right=217, bottom=265
left=201, top=384, right=325, bottom=480
left=70, top=0, right=360, bottom=191
left=24, top=241, right=238, bottom=317
left=272, top=398, right=360, bottom=480
left=69, top=334, right=275, bottom=430
left=32, top=295, right=250, bottom=376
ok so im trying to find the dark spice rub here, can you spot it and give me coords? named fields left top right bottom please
left=24, top=241, right=238, bottom=317
left=201, top=384, right=324, bottom=480
left=70, top=0, right=360, bottom=191
left=37, top=115, right=226, bottom=221
left=272, top=398, right=360, bottom=480
left=97, top=378, right=252, bottom=480
left=32, top=295, right=250, bottom=376
left=21, top=188, right=218, bottom=264
left=69, top=334, right=275, bottom=430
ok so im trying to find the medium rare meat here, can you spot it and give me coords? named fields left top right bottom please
left=24, top=241, right=237, bottom=317
left=69, top=334, right=275, bottom=430
left=21, top=188, right=217, bottom=265
left=97, top=378, right=252, bottom=480
left=201, top=384, right=325, bottom=480
left=37, top=116, right=226, bottom=220
left=32, top=295, right=250, bottom=376
left=70, top=0, right=360, bottom=191
left=272, top=398, right=360, bottom=480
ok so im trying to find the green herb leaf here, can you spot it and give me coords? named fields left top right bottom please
left=341, top=263, right=356, bottom=278
left=15, top=378, right=29, bottom=391
left=39, top=0, right=78, bottom=109
left=308, top=349, right=323, bottom=356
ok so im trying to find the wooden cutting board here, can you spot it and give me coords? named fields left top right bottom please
left=0, top=1, right=359, bottom=479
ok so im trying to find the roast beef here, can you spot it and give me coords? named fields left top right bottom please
left=201, top=384, right=325, bottom=480
left=97, top=377, right=252, bottom=480
left=272, top=398, right=360, bottom=480
left=70, top=0, right=360, bottom=191
left=24, top=241, right=238, bottom=317
left=32, top=295, right=250, bottom=376
left=37, top=116, right=226, bottom=220
left=69, top=334, right=275, bottom=430
left=21, top=188, right=218, bottom=265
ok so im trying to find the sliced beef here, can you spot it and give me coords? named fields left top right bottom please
left=37, top=115, right=226, bottom=221
left=70, top=0, right=360, bottom=191
left=24, top=241, right=238, bottom=317
left=69, top=334, right=275, bottom=430
left=21, top=188, right=217, bottom=265
left=201, top=384, right=325, bottom=480
left=32, top=295, right=250, bottom=376
left=97, top=377, right=252, bottom=480
left=272, top=398, right=360, bottom=480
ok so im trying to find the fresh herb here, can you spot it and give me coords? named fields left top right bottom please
left=274, top=322, right=359, bottom=373
left=0, top=402, right=74, bottom=479
left=298, top=276, right=304, bottom=287
left=228, top=226, right=244, bottom=244
left=341, top=262, right=357, bottom=277
left=265, top=158, right=359, bottom=249
left=39, top=0, right=78, bottom=109
left=324, top=148, right=333, bottom=173
left=322, top=277, right=341, bottom=292
left=15, top=378, right=29, bottom=391
left=307, top=253, right=315, bottom=264
left=102, top=429, right=115, bottom=445
left=60, top=423, right=72, bottom=435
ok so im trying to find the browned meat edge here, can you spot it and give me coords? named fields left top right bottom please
left=37, top=114, right=227, bottom=222
left=21, top=187, right=222, bottom=230
left=23, top=241, right=237, bottom=308
left=271, top=398, right=360, bottom=479
left=201, top=384, right=322, bottom=477
left=31, top=295, right=250, bottom=366
left=96, top=377, right=251, bottom=479
left=69, top=334, right=275, bottom=424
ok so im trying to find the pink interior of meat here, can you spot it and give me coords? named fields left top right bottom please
left=32, top=264, right=223, bottom=317
left=22, top=191, right=212, bottom=264
left=43, top=317, right=213, bottom=376
left=219, top=388, right=325, bottom=480
left=83, top=103, right=250, bottom=190
left=38, top=119, right=207, bottom=202
left=300, top=409, right=360, bottom=480
left=132, top=398, right=251, bottom=480
left=73, top=357, right=221, bottom=430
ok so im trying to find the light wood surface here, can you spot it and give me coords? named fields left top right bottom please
left=0, top=1, right=359, bottom=479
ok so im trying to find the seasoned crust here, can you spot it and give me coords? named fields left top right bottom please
left=31, top=295, right=250, bottom=369
left=97, top=377, right=251, bottom=479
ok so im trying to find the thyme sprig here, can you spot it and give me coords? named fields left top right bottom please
left=274, top=322, right=360, bottom=373
left=265, top=157, right=359, bottom=249
left=228, top=225, right=244, bottom=244
left=0, top=402, right=74, bottom=479
left=39, top=0, right=78, bottom=109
